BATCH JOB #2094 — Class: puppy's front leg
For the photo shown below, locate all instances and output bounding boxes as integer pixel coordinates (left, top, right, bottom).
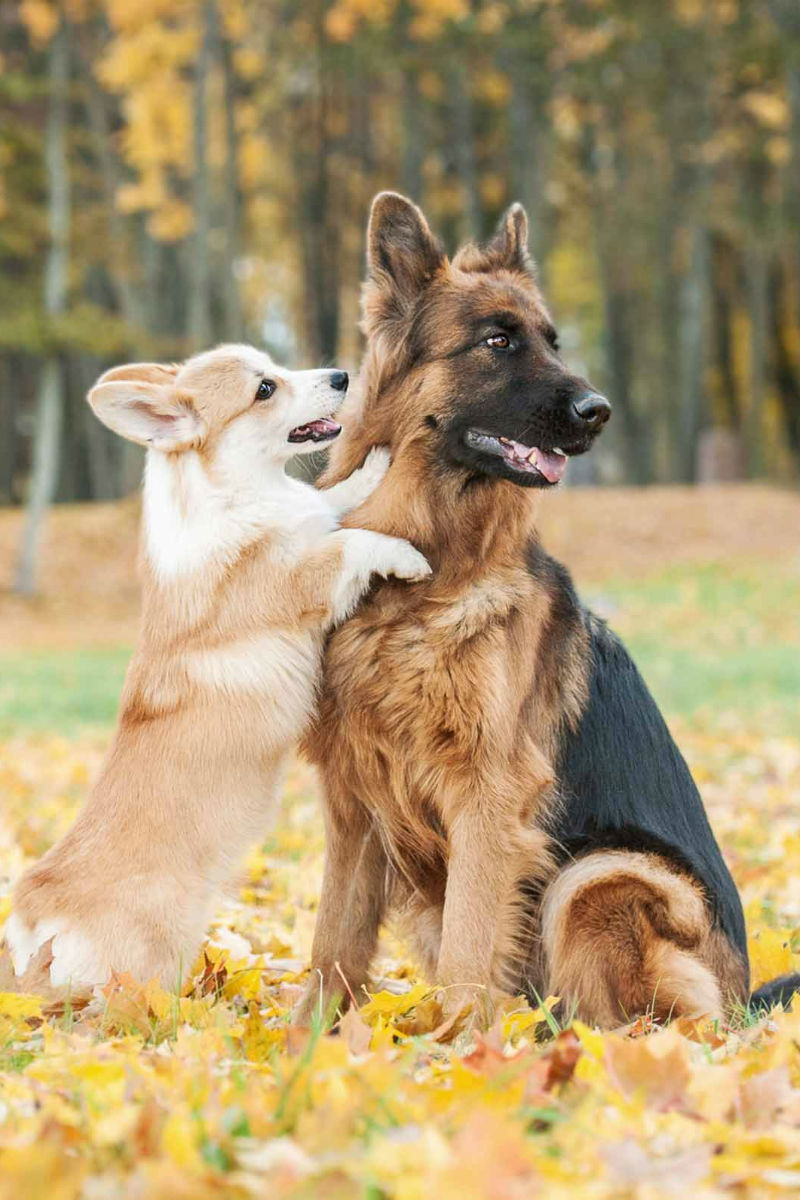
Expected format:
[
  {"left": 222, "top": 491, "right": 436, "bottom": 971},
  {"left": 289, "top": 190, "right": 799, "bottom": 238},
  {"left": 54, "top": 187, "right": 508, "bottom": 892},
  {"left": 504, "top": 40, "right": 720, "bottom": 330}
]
[
  {"left": 327, "top": 527, "right": 430, "bottom": 624},
  {"left": 321, "top": 446, "right": 390, "bottom": 517}
]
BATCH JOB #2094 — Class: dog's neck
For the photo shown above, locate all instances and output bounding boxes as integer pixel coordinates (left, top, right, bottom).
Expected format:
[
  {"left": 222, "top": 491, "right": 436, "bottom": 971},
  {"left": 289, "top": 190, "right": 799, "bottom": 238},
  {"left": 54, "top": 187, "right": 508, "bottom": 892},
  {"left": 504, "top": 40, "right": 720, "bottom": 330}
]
[{"left": 328, "top": 371, "right": 541, "bottom": 581}]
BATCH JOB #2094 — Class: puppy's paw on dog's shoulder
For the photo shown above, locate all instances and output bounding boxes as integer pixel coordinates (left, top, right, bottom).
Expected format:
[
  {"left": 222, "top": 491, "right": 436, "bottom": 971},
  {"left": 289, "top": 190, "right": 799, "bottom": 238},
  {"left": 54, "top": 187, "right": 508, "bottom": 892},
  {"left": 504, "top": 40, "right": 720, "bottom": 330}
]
[
  {"left": 380, "top": 537, "right": 432, "bottom": 582},
  {"left": 358, "top": 445, "right": 391, "bottom": 492}
]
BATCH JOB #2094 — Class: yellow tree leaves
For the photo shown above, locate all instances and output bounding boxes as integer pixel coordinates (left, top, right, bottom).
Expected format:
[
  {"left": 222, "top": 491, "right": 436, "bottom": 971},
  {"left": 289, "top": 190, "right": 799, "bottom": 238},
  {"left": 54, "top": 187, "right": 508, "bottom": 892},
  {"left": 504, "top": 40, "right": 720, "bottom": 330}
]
[{"left": 1, "top": 720, "right": 799, "bottom": 1198}]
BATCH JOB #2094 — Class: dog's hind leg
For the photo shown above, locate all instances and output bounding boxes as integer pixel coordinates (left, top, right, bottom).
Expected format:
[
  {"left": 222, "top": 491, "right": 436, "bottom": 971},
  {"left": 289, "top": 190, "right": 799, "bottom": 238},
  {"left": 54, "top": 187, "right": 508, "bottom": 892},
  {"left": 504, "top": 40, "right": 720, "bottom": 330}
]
[{"left": 540, "top": 850, "right": 744, "bottom": 1027}]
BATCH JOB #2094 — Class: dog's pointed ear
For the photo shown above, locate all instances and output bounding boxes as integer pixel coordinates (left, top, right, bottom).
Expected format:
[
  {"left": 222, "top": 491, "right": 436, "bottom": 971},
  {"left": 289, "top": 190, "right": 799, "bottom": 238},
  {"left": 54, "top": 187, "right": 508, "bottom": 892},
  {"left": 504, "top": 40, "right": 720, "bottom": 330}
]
[
  {"left": 88, "top": 362, "right": 204, "bottom": 452},
  {"left": 367, "top": 192, "right": 445, "bottom": 306},
  {"left": 485, "top": 203, "right": 533, "bottom": 274}
]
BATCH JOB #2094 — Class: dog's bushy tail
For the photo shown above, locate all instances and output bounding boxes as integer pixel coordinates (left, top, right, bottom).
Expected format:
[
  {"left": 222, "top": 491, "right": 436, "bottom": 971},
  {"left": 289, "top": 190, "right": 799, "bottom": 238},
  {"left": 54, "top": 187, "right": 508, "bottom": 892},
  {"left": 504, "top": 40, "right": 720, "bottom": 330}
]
[{"left": 749, "top": 972, "right": 800, "bottom": 1015}]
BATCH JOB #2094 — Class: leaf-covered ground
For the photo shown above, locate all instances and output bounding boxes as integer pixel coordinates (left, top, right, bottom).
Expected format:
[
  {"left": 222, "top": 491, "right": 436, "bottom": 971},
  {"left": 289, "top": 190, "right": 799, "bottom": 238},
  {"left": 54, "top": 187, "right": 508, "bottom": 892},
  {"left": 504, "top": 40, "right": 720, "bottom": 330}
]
[{"left": 0, "top": 487, "right": 799, "bottom": 1199}]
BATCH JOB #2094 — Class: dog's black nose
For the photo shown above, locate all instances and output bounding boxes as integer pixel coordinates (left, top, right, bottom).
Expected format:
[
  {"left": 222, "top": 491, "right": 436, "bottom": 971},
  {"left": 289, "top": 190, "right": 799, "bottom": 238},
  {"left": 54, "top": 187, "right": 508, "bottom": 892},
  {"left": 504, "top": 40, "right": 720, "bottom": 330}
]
[
  {"left": 329, "top": 370, "right": 349, "bottom": 392},
  {"left": 572, "top": 393, "right": 611, "bottom": 429}
]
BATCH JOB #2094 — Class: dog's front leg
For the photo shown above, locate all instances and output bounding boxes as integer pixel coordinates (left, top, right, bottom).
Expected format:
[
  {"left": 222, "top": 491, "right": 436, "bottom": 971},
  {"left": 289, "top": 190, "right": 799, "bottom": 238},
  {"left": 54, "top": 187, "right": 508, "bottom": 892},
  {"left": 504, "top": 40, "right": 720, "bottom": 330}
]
[
  {"left": 321, "top": 446, "right": 390, "bottom": 517},
  {"left": 293, "top": 796, "right": 387, "bottom": 1026},
  {"left": 436, "top": 806, "right": 548, "bottom": 1025}
]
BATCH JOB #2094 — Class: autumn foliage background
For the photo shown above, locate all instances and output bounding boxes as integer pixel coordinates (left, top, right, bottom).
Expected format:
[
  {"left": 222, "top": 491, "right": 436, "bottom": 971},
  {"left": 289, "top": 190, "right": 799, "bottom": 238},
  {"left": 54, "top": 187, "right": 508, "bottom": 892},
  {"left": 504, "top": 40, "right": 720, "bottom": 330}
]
[{"left": 1, "top": 2, "right": 800, "bottom": 1199}]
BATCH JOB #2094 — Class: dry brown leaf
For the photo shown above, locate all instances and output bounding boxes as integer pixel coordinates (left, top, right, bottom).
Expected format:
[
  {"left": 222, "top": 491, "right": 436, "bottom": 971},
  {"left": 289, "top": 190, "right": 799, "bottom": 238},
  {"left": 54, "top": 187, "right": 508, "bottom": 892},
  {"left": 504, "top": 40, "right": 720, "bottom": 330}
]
[
  {"left": 737, "top": 1066, "right": 796, "bottom": 1130},
  {"left": 524, "top": 1028, "right": 582, "bottom": 1101},
  {"left": 602, "top": 1139, "right": 713, "bottom": 1191},
  {"left": 340, "top": 1006, "right": 372, "bottom": 1055},
  {"left": 604, "top": 1032, "right": 692, "bottom": 1111}
]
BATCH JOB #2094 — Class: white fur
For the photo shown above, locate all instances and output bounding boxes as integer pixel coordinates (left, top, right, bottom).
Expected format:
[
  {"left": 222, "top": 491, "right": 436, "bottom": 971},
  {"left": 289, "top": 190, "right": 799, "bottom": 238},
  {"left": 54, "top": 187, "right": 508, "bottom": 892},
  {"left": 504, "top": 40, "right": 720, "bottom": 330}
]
[
  {"left": 6, "top": 912, "right": 42, "bottom": 976},
  {"left": 188, "top": 633, "right": 319, "bottom": 741},
  {"left": 5, "top": 345, "right": 431, "bottom": 997},
  {"left": 6, "top": 912, "right": 108, "bottom": 989},
  {"left": 140, "top": 349, "right": 351, "bottom": 581},
  {"left": 143, "top": 451, "right": 272, "bottom": 580},
  {"left": 321, "top": 446, "right": 391, "bottom": 516},
  {"left": 328, "top": 528, "right": 431, "bottom": 623}
]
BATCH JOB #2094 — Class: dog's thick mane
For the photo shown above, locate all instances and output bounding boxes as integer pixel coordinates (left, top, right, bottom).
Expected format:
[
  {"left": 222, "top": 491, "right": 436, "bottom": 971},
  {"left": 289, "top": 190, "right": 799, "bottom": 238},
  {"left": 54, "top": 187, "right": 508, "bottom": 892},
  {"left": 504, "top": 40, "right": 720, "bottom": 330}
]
[{"left": 305, "top": 196, "right": 754, "bottom": 1025}]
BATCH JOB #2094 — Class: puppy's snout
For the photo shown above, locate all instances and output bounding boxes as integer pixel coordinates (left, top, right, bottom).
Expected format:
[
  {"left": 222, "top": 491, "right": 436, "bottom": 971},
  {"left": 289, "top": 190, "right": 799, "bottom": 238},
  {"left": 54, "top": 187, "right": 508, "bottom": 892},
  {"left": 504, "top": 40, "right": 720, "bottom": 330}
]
[
  {"left": 329, "top": 370, "right": 349, "bottom": 392},
  {"left": 572, "top": 393, "right": 611, "bottom": 430}
]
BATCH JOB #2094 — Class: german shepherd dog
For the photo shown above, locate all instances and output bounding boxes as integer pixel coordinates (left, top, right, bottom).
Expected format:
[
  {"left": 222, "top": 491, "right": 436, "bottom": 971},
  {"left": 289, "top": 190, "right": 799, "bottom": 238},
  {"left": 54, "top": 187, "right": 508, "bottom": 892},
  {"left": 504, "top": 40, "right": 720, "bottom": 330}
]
[{"left": 297, "top": 193, "right": 798, "bottom": 1027}]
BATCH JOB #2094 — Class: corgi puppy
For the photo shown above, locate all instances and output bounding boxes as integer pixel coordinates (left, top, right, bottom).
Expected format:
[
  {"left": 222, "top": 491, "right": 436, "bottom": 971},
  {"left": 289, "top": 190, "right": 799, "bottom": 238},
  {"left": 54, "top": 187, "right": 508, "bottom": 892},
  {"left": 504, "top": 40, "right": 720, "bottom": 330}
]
[{"left": 2, "top": 344, "right": 430, "bottom": 998}]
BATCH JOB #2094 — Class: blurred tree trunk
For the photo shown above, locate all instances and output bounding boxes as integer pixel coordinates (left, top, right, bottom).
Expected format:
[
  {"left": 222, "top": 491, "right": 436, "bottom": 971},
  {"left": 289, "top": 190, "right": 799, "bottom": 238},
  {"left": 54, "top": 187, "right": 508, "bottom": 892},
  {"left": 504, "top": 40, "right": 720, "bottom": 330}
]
[
  {"left": 768, "top": 260, "right": 800, "bottom": 462},
  {"left": 586, "top": 117, "right": 651, "bottom": 484},
  {"left": 744, "top": 250, "right": 768, "bottom": 476},
  {"left": 15, "top": 18, "right": 70, "bottom": 594},
  {"left": 768, "top": 2, "right": 800, "bottom": 468},
  {"left": 450, "top": 60, "right": 481, "bottom": 240},
  {"left": 82, "top": 61, "right": 148, "bottom": 496},
  {"left": 768, "top": 3, "right": 800, "bottom": 275},
  {"left": 402, "top": 70, "right": 424, "bottom": 202},
  {"left": 289, "top": 4, "right": 339, "bottom": 361},
  {"left": 675, "top": 222, "right": 711, "bottom": 482},
  {"left": 673, "top": 64, "right": 714, "bottom": 484},
  {"left": 710, "top": 237, "right": 742, "bottom": 431},
  {"left": 188, "top": 0, "right": 215, "bottom": 351},
  {"left": 83, "top": 64, "right": 146, "bottom": 334},
  {"left": 506, "top": 34, "right": 552, "bottom": 275},
  {"left": 218, "top": 27, "right": 243, "bottom": 340},
  {"left": 0, "top": 361, "right": 18, "bottom": 503}
]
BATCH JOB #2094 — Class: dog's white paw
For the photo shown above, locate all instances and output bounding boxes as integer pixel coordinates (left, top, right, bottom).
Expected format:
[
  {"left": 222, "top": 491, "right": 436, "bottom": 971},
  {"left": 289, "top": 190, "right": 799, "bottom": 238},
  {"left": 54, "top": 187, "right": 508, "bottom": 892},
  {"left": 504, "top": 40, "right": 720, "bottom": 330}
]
[
  {"left": 359, "top": 446, "right": 391, "bottom": 493},
  {"left": 380, "top": 537, "right": 432, "bottom": 582}
]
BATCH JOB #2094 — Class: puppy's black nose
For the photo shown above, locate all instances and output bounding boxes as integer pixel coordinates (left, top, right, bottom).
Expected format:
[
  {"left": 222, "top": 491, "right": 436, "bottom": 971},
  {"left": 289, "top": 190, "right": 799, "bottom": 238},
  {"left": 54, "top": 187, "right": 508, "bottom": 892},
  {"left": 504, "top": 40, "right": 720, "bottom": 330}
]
[
  {"left": 329, "top": 370, "right": 349, "bottom": 392},
  {"left": 572, "top": 393, "right": 611, "bottom": 429}
]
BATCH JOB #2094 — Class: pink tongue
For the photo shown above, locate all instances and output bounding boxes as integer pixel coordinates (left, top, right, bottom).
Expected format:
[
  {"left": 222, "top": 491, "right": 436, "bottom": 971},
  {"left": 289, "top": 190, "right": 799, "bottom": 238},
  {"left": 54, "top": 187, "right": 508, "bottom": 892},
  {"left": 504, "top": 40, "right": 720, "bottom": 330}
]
[
  {"left": 530, "top": 447, "right": 567, "bottom": 483},
  {"left": 308, "top": 418, "right": 341, "bottom": 434}
]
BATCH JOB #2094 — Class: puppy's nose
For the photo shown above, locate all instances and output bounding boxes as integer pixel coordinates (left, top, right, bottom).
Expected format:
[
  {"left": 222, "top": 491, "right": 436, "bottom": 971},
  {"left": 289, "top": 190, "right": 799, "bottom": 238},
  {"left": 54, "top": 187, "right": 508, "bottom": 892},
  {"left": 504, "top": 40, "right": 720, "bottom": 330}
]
[
  {"left": 329, "top": 370, "right": 349, "bottom": 392},
  {"left": 572, "top": 393, "right": 611, "bottom": 429}
]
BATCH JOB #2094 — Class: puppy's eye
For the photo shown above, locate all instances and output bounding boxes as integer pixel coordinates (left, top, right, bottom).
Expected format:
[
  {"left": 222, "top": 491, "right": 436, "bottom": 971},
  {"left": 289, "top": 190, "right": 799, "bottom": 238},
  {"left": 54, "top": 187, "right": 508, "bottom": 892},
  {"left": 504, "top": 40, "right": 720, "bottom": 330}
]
[
  {"left": 255, "top": 379, "right": 276, "bottom": 401},
  {"left": 485, "top": 333, "right": 511, "bottom": 350}
]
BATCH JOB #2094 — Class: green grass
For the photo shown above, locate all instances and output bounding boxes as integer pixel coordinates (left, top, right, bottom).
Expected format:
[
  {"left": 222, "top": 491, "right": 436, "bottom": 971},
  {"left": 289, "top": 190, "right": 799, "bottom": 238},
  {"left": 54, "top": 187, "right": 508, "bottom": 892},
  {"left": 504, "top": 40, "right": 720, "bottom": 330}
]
[
  {"left": 0, "top": 646, "right": 130, "bottom": 734},
  {"left": 622, "top": 642, "right": 800, "bottom": 733},
  {"left": 586, "top": 562, "right": 800, "bottom": 735},
  {"left": 0, "top": 562, "right": 797, "bottom": 735}
]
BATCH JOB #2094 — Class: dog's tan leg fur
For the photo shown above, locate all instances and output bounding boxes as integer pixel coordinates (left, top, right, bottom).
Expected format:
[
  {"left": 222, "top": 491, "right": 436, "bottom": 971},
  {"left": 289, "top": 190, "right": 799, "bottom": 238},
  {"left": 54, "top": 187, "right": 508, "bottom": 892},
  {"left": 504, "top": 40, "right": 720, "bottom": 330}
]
[
  {"left": 294, "top": 797, "right": 388, "bottom": 1024},
  {"left": 540, "top": 851, "right": 745, "bottom": 1025},
  {"left": 437, "top": 807, "right": 550, "bottom": 1018}
]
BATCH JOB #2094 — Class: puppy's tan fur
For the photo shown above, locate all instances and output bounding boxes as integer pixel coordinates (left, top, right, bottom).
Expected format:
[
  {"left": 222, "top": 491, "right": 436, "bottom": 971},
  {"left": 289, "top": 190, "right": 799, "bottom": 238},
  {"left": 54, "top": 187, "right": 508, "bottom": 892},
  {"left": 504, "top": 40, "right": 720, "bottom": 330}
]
[{"left": 2, "top": 344, "right": 429, "bottom": 998}]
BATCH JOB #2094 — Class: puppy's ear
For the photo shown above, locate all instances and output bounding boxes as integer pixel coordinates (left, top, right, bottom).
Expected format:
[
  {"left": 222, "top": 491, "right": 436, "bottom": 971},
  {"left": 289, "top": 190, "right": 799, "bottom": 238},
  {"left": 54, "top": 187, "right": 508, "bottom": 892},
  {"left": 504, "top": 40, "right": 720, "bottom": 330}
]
[
  {"left": 485, "top": 203, "right": 534, "bottom": 274},
  {"left": 88, "top": 363, "right": 204, "bottom": 452},
  {"left": 367, "top": 192, "right": 445, "bottom": 308}
]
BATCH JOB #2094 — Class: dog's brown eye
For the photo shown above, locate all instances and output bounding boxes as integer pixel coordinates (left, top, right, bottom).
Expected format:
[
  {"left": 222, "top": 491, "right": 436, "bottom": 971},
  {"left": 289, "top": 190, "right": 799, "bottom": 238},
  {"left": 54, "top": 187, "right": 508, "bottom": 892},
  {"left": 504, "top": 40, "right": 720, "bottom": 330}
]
[
  {"left": 256, "top": 379, "right": 276, "bottom": 401},
  {"left": 486, "top": 333, "right": 511, "bottom": 350}
]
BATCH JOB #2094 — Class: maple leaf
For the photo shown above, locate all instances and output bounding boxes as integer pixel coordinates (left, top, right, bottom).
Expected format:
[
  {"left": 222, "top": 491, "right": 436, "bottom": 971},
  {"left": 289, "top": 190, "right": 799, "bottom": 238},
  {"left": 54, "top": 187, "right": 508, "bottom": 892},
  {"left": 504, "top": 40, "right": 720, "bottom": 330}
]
[{"left": 604, "top": 1030, "right": 692, "bottom": 1111}]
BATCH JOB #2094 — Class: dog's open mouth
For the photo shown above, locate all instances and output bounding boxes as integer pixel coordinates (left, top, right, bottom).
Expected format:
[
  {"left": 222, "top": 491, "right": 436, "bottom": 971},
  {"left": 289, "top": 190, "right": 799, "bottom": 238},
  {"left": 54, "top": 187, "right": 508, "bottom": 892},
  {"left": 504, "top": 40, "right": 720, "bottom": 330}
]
[
  {"left": 465, "top": 429, "right": 568, "bottom": 484},
  {"left": 288, "top": 418, "right": 342, "bottom": 444}
]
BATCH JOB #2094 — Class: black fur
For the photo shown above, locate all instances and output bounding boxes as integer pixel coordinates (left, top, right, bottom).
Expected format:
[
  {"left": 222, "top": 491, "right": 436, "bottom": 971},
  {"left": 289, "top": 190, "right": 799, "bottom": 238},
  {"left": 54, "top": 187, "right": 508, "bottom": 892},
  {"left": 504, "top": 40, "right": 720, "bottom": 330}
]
[
  {"left": 749, "top": 973, "right": 800, "bottom": 1014},
  {"left": 529, "top": 546, "right": 748, "bottom": 966}
]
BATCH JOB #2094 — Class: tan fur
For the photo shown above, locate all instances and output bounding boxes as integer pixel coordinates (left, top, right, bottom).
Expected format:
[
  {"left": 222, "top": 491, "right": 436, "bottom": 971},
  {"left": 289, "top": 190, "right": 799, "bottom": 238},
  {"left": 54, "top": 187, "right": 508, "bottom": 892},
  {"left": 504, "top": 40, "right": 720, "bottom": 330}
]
[
  {"left": 297, "top": 195, "right": 745, "bottom": 1028},
  {"left": 296, "top": 203, "right": 591, "bottom": 1024},
  {"left": 540, "top": 850, "right": 746, "bottom": 1025},
  {"left": 4, "top": 344, "right": 429, "bottom": 999}
]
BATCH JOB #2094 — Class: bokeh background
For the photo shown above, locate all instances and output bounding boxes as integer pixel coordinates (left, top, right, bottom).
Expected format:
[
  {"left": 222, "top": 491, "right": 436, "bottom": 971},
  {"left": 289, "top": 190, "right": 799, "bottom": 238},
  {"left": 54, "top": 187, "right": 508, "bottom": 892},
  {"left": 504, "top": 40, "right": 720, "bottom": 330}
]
[
  {"left": 3, "top": 1, "right": 800, "bottom": 559},
  {"left": 1, "top": 7, "right": 799, "bottom": 1196}
]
